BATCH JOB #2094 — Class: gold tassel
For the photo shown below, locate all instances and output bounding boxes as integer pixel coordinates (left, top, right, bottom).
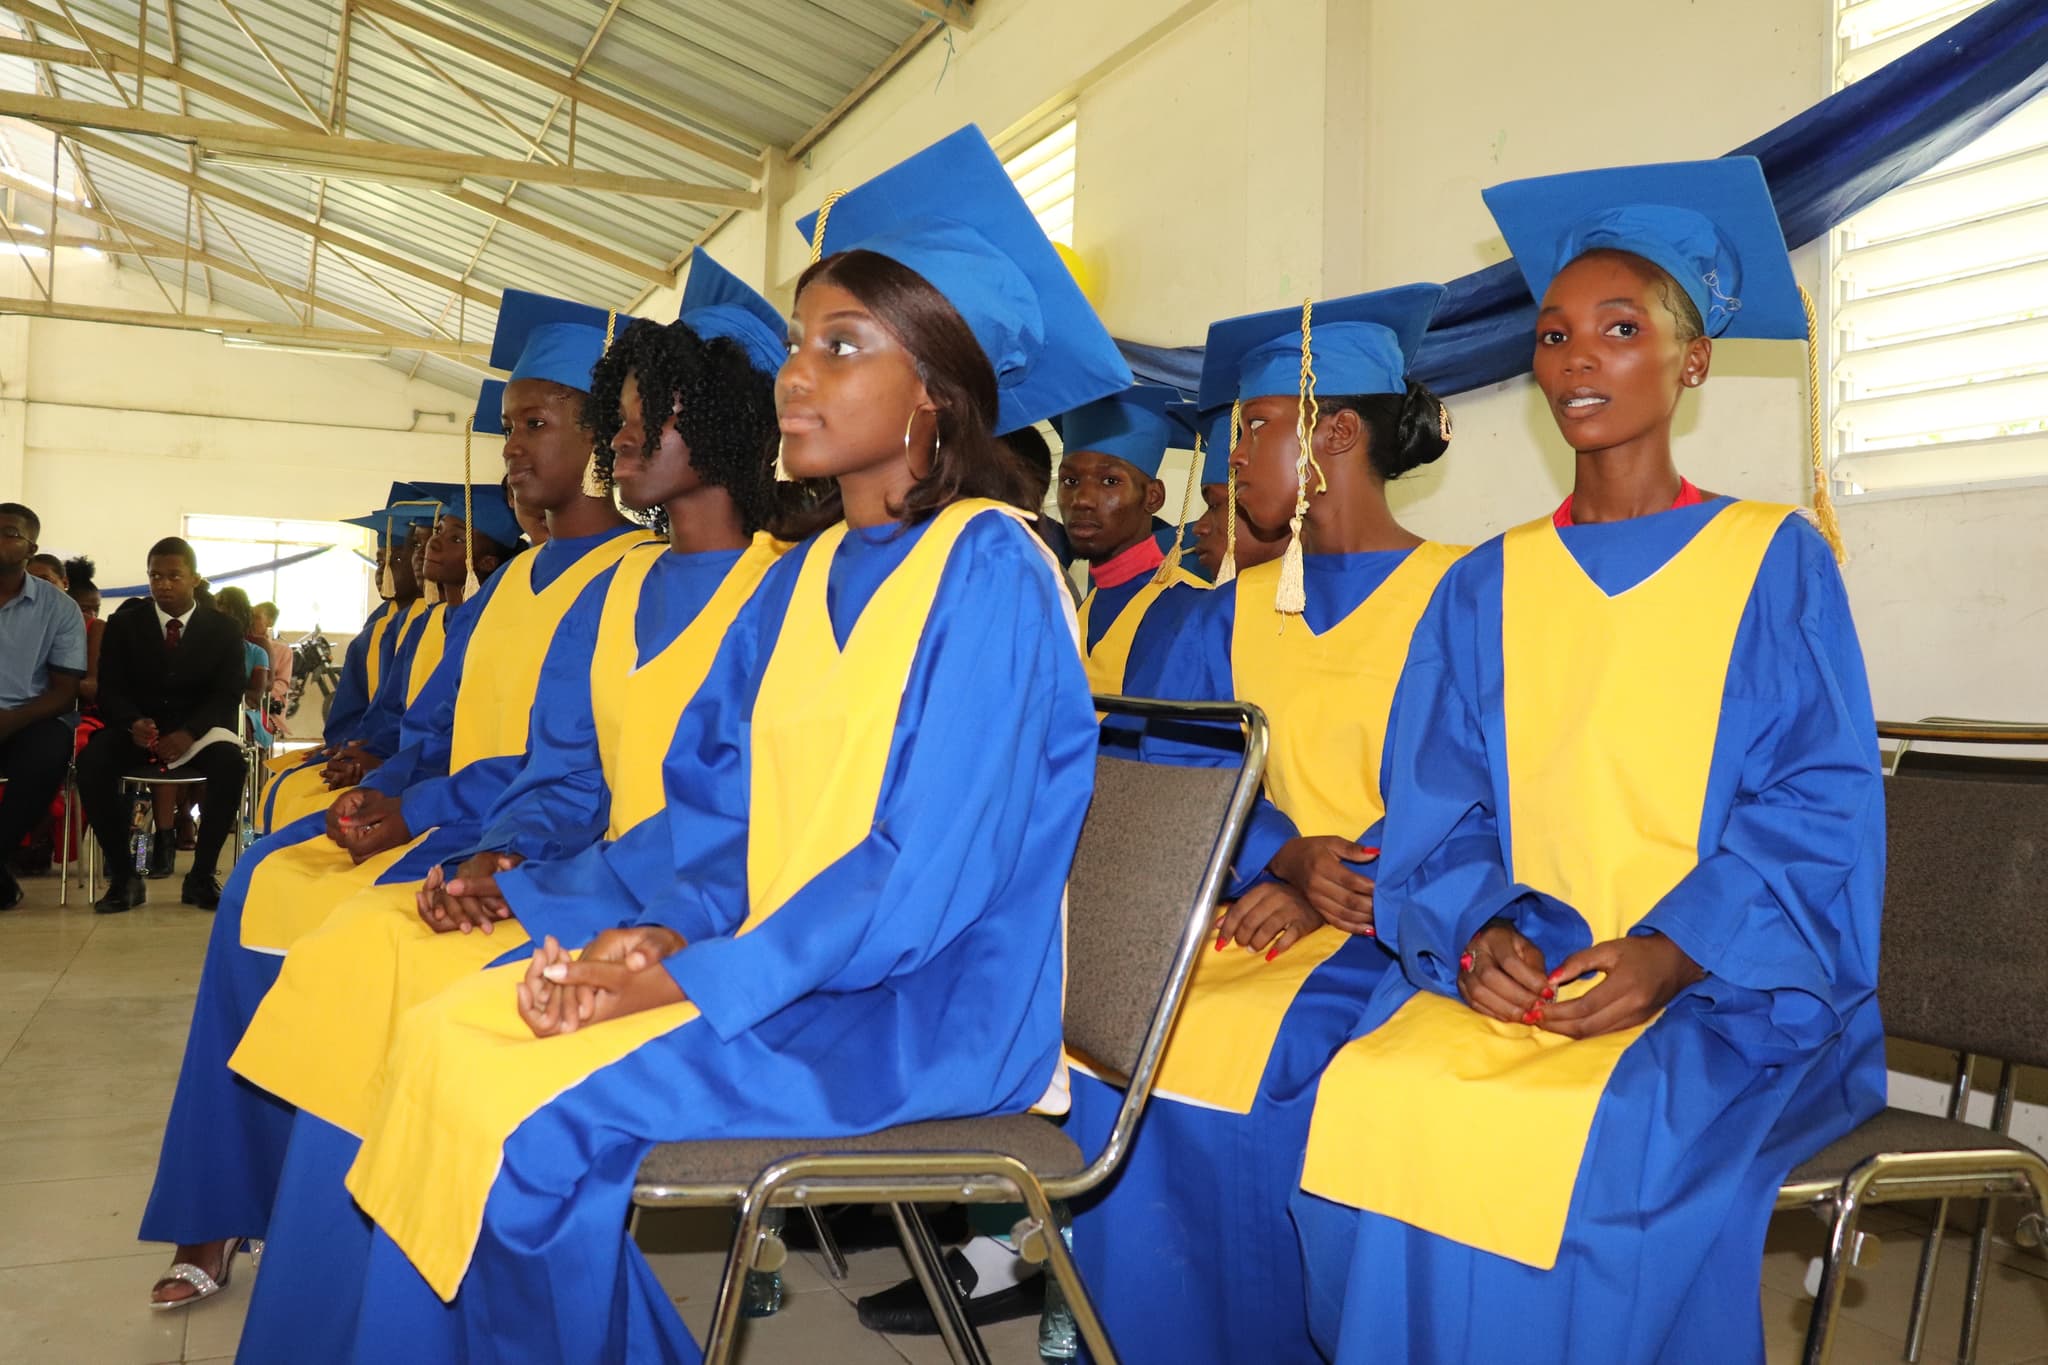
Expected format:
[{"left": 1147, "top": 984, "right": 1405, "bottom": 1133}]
[
  {"left": 1152, "top": 435, "right": 1203, "bottom": 585},
  {"left": 1274, "top": 299, "right": 1319, "bottom": 616},
  {"left": 460, "top": 418, "right": 482, "bottom": 599},
  {"left": 777, "top": 191, "right": 847, "bottom": 485},
  {"left": 1215, "top": 402, "right": 1242, "bottom": 585},
  {"left": 423, "top": 580, "right": 441, "bottom": 606},
  {"left": 1799, "top": 286, "right": 1846, "bottom": 564},
  {"left": 377, "top": 513, "right": 396, "bottom": 597},
  {"left": 583, "top": 311, "right": 619, "bottom": 499}
]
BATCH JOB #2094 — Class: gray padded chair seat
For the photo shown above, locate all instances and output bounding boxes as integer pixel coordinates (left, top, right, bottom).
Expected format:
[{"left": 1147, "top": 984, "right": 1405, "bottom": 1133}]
[
  {"left": 637, "top": 1115, "right": 1086, "bottom": 1191},
  {"left": 1787, "top": 1108, "right": 2039, "bottom": 1185}
]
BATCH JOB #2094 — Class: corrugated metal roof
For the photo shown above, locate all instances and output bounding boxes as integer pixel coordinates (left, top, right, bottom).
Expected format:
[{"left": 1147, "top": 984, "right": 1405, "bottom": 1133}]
[{"left": 0, "top": 0, "right": 937, "bottom": 393}]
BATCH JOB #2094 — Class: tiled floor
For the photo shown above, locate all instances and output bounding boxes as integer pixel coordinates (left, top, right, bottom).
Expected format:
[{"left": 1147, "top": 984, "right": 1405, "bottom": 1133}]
[{"left": 2, "top": 855, "right": 2044, "bottom": 1364}]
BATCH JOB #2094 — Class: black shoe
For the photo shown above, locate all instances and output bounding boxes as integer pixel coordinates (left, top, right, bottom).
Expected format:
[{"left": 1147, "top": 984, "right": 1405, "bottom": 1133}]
[
  {"left": 0, "top": 866, "right": 20, "bottom": 911},
  {"left": 181, "top": 871, "right": 222, "bottom": 910},
  {"left": 95, "top": 877, "right": 147, "bottom": 914},
  {"left": 146, "top": 831, "right": 178, "bottom": 879},
  {"left": 855, "top": 1248, "right": 1045, "bottom": 1336}
]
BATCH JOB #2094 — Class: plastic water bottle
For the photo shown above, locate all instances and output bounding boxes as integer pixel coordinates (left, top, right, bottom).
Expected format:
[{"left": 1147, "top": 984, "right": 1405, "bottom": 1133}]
[
  {"left": 130, "top": 826, "right": 150, "bottom": 875},
  {"left": 740, "top": 1208, "right": 785, "bottom": 1319},
  {"left": 1036, "top": 1217, "right": 1077, "bottom": 1361}
]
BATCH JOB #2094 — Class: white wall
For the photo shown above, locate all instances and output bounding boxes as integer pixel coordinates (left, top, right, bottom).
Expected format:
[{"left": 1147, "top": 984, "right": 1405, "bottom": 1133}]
[
  {"left": 684, "top": 0, "right": 2048, "bottom": 1152},
  {"left": 1, "top": 250, "right": 477, "bottom": 592}
]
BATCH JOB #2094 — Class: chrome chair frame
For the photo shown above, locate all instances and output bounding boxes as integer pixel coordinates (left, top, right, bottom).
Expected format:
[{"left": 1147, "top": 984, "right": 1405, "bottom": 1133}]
[
  {"left": 629, "top": 696, "right": 1270, "bottom": 1365},
  {"left": 1779, "top": 743, "right": 2048, "bottom": 1365}
]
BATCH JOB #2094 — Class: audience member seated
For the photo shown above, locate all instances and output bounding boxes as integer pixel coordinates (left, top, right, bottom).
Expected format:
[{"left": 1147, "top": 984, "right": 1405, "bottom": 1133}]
[
  {"left": 77, "top": 537, "right": 248, "bottom": 913},
  {"left": 214, "top": 587, "right": 274, "bottom": 750},
  {"left": 250, "top": 601, "right": 292, "bottom": 720},
  {"left": 0, "top": 503, "right": 87, "bottom": 910}
]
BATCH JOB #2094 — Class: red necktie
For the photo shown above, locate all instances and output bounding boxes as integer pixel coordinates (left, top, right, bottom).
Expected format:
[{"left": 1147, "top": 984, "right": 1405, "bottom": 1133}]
[{"left": 165, "top": 617, "right": 182, "bottom": 650}]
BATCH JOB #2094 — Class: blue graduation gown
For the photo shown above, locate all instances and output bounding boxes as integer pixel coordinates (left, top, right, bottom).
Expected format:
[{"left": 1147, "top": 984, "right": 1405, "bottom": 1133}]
[
  {"left": 234, "top": 547, "right": 753, "bottom": 1360},
  {"left": 320, "top": 600, "right": 394, "bottom": 747},
  {"left": 1070, "top": 552, "right": 1413, "bottom": 1365},
  {"left": 139, "top": 529, "right": 640, "bottom": 1251},
  {"left": 1290, "top": 504, "right": 1886, "bottom": 1365},
  {"left": 248, "top": 513, "right": 1094, "bottom": 1365}
]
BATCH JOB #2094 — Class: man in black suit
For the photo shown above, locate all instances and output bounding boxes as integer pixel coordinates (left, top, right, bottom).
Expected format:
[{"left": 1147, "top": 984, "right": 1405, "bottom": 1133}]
[{"left": 79, "top": 537, "right": 248, "bottom": 912}]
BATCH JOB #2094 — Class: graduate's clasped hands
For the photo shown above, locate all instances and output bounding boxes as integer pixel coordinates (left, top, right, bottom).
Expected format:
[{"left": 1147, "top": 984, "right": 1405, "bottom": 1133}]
[
  {"left": 415, "top": 851, "right": 525, "bottom": 933},
  {"left": 1458, "top": 921, "right": 1706, "bottom": 1039},
  {"left": 325, "top": 787, "right": 412, "bottom": 863},
  {"left": 516, "top": 926, "right": 689, "bottom": 1038}
]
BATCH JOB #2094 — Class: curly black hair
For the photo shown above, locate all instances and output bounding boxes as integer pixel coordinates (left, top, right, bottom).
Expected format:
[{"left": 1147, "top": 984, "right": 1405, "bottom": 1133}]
[{"left": 585, "top": 318, "right": 783, "bottom": 536}]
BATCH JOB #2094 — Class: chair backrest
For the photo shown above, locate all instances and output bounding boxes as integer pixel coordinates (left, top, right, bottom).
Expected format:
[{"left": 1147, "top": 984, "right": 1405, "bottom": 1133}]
[
  {"left": 1056, "top": 696, "right": 1267, "bottom": 1193},
  {"left": 1880, "top": 773, "right": 2048, "bottom": 1069}
]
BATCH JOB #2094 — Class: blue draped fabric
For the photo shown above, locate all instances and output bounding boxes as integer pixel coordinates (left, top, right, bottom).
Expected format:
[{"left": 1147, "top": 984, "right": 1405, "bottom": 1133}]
[
  {"left": 1117, "top": 0, "right": 2048, "bottom": 397},
  {"left": 102, "top": 544, "right": 336, "bottom": 598}
]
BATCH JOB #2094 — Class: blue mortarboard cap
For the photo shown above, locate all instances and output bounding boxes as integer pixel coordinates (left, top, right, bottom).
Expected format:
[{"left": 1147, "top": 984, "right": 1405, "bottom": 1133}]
[
  {"left": 1482, "top": 157, "right": 1804, "bottom": 341},
  {"left": 1165, "top": 402, "right": 1237, "bottom": 487},
  {"left": 1052, "top": 384, "right": 1179, "bottom": 478},
  {"left": 339, "top": 483, "right": 429, "bottom": 546},
  {"left": 1198, "top": 283, "right": 1445, "bottom": 410},
  {"left": 490, "top": 290, "right": 636, "bottom": 394},
  {"left": 679, "top": 250, "right": 786, "bottom": 378},
  {"left": 795, "top": 126, "right": 1131, "bottom": 433},
  {"left": 408, "top": 481, "right": 521, "bottom": 551},
  {"left": 473, "top": 380, "right": 506, "bottom": 437}
]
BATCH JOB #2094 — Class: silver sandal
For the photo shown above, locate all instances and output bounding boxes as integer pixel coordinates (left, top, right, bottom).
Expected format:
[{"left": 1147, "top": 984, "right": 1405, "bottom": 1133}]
[{"left": 148, "top": 1238, "right": 247, "bottom": 1311}]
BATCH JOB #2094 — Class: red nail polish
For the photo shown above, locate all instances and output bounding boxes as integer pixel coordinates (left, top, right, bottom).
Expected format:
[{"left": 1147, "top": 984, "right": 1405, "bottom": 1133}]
[
  {"left": 1265, "top": 945, "right": 1280, "bottom": 962},
  {"left": 1360, "top": 847, "right": 1380, "bottom": 858},
  {"left": 1214, "top": 935, "right": 1228, "bottom": 952},
  {"left": 1522, "top": 1008, "right": 1539, "bottom": 1024},
  {"left": 1541, "top": 986, "right": 1555, "bottom": 1001},
  {"left": 1364, "top": 927, "right": 1376, "bottom": 938},
  {"left": 1459, "top": 952, "right": 1474, "bottom": 971}
]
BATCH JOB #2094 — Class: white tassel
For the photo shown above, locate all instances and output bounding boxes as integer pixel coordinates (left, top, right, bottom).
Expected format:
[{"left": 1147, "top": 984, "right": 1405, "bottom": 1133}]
[{"left": 1275, "top": 516, "right": 1307, "bottom": 614}]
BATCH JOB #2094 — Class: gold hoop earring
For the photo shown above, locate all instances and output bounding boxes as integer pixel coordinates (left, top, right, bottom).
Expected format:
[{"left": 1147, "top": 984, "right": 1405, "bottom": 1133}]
[{"left": 903, "top": 408, "right": 918, "bottom": 456}]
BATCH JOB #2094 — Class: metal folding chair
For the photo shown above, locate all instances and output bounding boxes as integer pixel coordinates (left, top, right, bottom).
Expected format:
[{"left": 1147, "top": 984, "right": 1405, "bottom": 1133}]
[
  {"left": 1777, "top": 771, "right": 2048, "bottom": 1365},
  {"left": 629, "top": 696, "right": 1269, "bottom": 1365}
]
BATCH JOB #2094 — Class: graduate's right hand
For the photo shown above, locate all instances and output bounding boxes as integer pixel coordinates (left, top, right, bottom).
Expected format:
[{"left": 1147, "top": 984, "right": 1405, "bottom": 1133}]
[
  {"left": 1215, "top": 882, "right": 1321, "bottom": 959},
  {"left": 1270, "top": 836, "right": 1378, "bottom": 935},
  {"left": 1457, "top": 922, "right": 1553, "bottom": 1023}
]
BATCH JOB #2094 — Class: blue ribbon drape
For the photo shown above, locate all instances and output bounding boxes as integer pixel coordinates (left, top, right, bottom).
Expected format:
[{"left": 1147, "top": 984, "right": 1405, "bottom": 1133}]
[
  {"left": 1116, "top": 0, "right": 2048, "bottom": 398},
  {"left": 102, "top": 543, "right": 337, "bottom": 598}
]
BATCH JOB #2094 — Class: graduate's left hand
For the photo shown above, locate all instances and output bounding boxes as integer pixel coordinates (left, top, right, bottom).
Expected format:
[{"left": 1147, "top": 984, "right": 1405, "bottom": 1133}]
[
  {"left": 335, "top": 790, "right": 410, "bottom": 863},
  {"left": 1214, "top": 882, "right": 1321, "bottom": 959},
  {"left": 1536, "top": 933, "right": 1704, "bottom": 1039}
]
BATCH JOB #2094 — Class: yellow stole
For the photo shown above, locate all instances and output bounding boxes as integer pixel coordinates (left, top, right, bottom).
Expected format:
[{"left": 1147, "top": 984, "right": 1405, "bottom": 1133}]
[
  {"left": 361, "top": 599, "right": 398, "bottom": 699},
  {"left": 260, "top": 600, "right": 432, "bottom": 832},
  {"left": 1299, "top": 502, "right": 1792, "bottom": 1268},
  {"left": 238, "top": 532, "right": 651, "bottom": 953},
  {"left": 1077, "top": 564, "right": 1204, "bottom": 697},
  {"left": 231, "top": 537, "right": 780, "bottom": 1136},
  {"left": 404, "top": 602, "right": 449, "bottom": 707},
  {"left": 1143, "top": 546, "right": 1460, "bottom": 1114},
  {"left": 344, "top": 501, "right": 1030, "bottom": 1301},
  {"left": 593, "top": 536, "right": 783, "bottom": 836}
]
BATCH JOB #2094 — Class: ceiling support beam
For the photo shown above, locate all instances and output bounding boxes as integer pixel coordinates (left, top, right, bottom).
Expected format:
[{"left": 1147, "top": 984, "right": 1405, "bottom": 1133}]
[
  {"left": 0, "top": 91, "right": 761, "bottom": 206},
  {"left": 440, "top": 187, "right": 667, "bottom": 283},
  {"left": 348, "top": 0, "right": 761, "bottom": 179},
  {"left": 64, "top": 130, "right": 498, "bottom": 307},
  {"left": 886, "top": 0, "right": 974, "bottom": 31},
  {"left": 0, "top": 2, "right": 328, "bottom": 132},
  {"left": 0, "top": 295, "right": 494, "bottom": 357}
]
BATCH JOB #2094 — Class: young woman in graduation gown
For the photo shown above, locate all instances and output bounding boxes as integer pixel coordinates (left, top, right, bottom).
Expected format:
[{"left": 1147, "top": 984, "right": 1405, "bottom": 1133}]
[
  {"left": 1290, "top": 158, "right": 1885, "bottom": 1365},
  {"left": 1067, "top": 286, "right": 1463, "bottom": 1365},
  {"left": 232, "top": 125, "right": 1128, "bottom": 1365},
  {"left": 226, "top": 302, "right": 793, "bottom": 1353},
  {"left": 142, "top": 300, "right": 654, "bottom": 1309}
]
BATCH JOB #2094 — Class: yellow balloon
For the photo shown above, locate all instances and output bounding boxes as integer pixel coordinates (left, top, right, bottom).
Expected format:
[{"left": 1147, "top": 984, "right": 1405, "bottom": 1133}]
[{"left": 1054, "top": 241, "right": 1099, "bottom": 307}]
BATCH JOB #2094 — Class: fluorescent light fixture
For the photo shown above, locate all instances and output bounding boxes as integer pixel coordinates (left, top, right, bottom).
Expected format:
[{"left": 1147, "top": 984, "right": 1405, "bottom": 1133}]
[
  {"left": 78, "top": 245, "right": 103, "bottom": 259},
  {"left": 0, "top": 243, "right": 49, "bottom": 258},
  {"left": 221, "top": 335, "right": 392, "bottom": 360},
  {"left": 9, "top": 172, "right": 77, "bottom": 204},
  {"left": 198, "top": 145, "right": 463, "bottom": 195}
]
